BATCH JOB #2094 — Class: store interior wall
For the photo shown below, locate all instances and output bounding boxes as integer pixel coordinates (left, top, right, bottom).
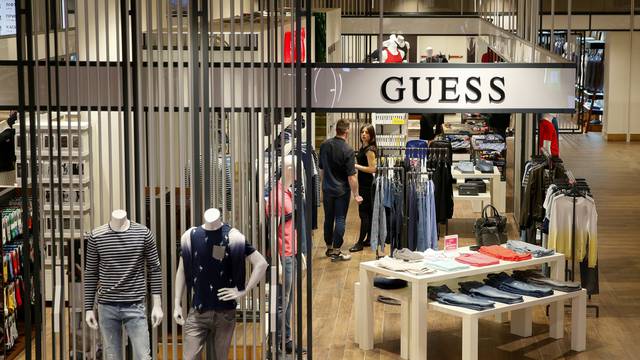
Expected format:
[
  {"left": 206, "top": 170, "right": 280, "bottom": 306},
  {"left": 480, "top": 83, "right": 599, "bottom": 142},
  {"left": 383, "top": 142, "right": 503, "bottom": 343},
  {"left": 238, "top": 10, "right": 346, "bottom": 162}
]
[{"left": 604, "top": 31, "right": 640, "bottom": 140}]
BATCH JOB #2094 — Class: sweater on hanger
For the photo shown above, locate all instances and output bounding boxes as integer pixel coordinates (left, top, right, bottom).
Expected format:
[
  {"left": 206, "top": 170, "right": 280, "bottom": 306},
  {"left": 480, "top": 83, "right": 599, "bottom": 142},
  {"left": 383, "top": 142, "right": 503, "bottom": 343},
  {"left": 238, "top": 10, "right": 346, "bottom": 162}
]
[{"left": 548, "top": 194, "right": 598, "bottom": 267}]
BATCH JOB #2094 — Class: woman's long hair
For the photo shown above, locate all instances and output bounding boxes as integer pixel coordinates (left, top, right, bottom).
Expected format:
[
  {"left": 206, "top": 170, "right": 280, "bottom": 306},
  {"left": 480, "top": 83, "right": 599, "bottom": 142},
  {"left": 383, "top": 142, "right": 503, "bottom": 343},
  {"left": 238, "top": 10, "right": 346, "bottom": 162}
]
[{"left": 359, "top": 124, "right": 377, "bottom": 152}]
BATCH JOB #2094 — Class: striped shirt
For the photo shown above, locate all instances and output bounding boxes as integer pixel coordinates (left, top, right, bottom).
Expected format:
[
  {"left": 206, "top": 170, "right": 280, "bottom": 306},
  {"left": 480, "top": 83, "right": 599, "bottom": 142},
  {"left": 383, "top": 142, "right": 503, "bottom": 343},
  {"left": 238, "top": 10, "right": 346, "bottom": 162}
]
[{"left": 84, "top": 222, "right": 162, "bottom": 311}]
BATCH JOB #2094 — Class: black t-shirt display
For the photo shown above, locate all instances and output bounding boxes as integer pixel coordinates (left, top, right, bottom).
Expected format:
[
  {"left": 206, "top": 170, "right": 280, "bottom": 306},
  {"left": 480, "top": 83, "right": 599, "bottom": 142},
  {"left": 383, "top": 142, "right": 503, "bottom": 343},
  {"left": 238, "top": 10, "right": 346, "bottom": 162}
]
[{"left": 319, "top": 137, "right": 356, "bottom": 197}]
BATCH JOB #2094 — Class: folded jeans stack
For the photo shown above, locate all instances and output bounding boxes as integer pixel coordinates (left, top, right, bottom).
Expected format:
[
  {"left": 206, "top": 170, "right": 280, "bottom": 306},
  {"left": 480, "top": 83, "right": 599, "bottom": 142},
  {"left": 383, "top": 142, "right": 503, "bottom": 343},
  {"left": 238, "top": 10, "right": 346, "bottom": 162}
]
[
  {"left": 455, "top": 252, "right": 500, "bottom": 267},
  {"left": 458, "top": 281, "right": 524, "bottom": 304},
  {"left": 484, "top": 272, "right": 554, "bottom": 298},
  {"left": 428, "top": 285, "right": 495, "bottom": 311},
  {"left": 479, "top": 245, "right": 532, "bottom": 261},
  {"left": 506, "top": 240, "right": 554, "bottom": 258},
  {"left": 512, "top": 270, "right": 582, "bottom": 292},
  {"left": 455, "top": 161, "right": 475, "bottom": 174}
]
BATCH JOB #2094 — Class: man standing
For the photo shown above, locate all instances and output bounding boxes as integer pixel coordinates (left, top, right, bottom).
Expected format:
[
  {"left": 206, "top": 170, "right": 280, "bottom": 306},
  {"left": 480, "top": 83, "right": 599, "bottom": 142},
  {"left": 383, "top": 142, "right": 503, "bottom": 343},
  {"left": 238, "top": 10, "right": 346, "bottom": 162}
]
[{"left": 319, "top": 119, "right": 362, "bottom": 262}]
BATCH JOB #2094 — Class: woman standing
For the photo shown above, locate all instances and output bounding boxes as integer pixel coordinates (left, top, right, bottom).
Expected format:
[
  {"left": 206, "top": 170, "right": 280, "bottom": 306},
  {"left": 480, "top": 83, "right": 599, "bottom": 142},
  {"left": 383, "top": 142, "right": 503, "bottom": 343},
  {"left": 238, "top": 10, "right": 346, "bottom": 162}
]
[{"left": 349, "top": 125, "right": 378, "bottom": 252}]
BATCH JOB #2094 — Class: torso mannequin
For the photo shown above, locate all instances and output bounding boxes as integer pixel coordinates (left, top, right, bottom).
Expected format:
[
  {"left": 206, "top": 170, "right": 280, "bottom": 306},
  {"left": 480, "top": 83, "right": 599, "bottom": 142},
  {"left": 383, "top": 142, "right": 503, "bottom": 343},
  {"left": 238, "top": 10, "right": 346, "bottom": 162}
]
[
  {"left": 381, "top": 41, "right": 405, "bottom": 63},
  {"left": 173, "top": 208, "right": 267, "bottom": 324},
  {"left": 84, "top": 210, "right": 164, "bottom": 359},
  {"left": 539, "top": 114, "right": 559, "bottom": 157}
]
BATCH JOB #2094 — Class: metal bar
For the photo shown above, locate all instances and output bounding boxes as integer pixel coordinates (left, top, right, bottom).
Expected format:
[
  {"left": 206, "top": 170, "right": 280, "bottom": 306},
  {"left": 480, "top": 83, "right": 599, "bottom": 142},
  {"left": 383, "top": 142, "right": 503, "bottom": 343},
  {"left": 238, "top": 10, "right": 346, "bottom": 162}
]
[
  {"left": 304, "top": 2, "right": 313, "bottom": 358},
  {"left": 294, "top": 1, "right": 304, "bottom": 359},
  {"left": 132, "top": 0, "right": 142, "bottom": 220},
  {"left": 188, "top": 0, "right": 200, "bottom": 222},
  {"left": 201, "top": 0, "right": 210, "bottom": 208},
  {"left": 120, "top": 0, "right": 132, "bottom": 215}
]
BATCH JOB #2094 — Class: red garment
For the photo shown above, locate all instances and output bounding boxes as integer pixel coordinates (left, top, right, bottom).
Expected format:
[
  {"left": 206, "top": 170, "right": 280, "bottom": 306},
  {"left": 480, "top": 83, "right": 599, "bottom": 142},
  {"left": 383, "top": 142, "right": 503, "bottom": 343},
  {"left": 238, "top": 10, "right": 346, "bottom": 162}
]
[
  {"left": 284, "top": 28, "right": 306, "bottom": 63},
  {"left": 479, "top": 245, "right": 532, "bottom": 261},
  {"left": 455, "top": 253, "right": 500, "bottom": 267},
  {"left": 538, "top": 119, "right": 559, "bottom": 156},
  {"left": 15, "top": 279, "right": 22, "bottom": 307},
  {"left": 384, "top": 48, "right": 404, "bottom": 63},
  {"left": 265, "top": 181, "right": 297, "bottom": 257}
]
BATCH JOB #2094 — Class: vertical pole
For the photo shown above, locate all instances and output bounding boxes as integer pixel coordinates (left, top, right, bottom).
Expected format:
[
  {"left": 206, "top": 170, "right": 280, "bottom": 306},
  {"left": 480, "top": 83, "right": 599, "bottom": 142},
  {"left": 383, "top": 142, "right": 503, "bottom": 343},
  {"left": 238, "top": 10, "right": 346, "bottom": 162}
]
[
  {"left": 628, "top": 0, "right": 634, "bottom": 142},
  {"left": 551, "top": 0, "right": 555, "bottom": 51},
  {"left": 189, "top": 0, "right": 201, "bottom": 218},
  {"left": 378, "top": 0, "right": 383, "bottom": 56},
  {"left": 305, "top": 1, "right": 313, "bottom": 358}
]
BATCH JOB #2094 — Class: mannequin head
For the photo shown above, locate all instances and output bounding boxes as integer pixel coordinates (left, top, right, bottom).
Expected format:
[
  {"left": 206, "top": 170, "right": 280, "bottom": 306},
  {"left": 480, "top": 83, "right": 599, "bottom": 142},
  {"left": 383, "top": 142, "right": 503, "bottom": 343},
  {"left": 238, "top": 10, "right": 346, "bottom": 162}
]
[
  {"left": 386, "top": 39, "right": 398, "bottom": 52},
  {"left": 204, "top": 208, "right": 221, "bottom": 223},
  {"left": 396, "top": 35, "right": 405, "bottom": 47},
  {"left": 110, "top": 209, "right": 130, "bottom": 232},
  {"left": 426, "top": 46, "right": 434, "bottom": 58}
]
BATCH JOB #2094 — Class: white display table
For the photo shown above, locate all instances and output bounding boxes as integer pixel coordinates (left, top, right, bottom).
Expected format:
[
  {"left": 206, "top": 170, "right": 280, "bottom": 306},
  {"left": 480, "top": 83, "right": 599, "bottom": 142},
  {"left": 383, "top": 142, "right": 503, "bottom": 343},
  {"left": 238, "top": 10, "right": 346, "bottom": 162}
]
[{"left": 355, "top": 248, "right": 586, "bottom": 359}]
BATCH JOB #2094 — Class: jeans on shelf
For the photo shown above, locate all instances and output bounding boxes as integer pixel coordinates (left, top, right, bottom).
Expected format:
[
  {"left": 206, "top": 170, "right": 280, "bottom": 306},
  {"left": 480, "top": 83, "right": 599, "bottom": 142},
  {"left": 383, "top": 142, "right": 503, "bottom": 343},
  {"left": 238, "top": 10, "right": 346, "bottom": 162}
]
[
  {"left": 459, "top": 281, "right": 524, "bottom": 304},
  {"left": 484, "top": 272, "right": 554, "bottom": 298}
]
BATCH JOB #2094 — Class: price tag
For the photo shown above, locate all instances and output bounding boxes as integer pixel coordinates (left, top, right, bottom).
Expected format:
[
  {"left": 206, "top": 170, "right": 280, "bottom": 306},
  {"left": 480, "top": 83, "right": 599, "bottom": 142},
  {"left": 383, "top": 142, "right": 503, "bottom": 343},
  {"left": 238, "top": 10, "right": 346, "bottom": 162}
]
[{"left": 444, "top": 234, "right": 459, "bottom": 251}]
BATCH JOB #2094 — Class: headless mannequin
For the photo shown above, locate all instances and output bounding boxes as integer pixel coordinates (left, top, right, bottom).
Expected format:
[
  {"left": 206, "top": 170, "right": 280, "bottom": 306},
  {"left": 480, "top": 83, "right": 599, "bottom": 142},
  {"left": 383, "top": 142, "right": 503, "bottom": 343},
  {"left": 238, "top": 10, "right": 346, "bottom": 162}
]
[
  {"left": 380, "top": 36, "right": 405, "bottom": 63},
  {"left": 173, "top": 208, "right": 268, "bottom": 325},
  {"left": 85, "top": 210, "right": 164, "bottom": 330},
  {"left": 541, "top": 113, "right": 554, "bottom": 155}
]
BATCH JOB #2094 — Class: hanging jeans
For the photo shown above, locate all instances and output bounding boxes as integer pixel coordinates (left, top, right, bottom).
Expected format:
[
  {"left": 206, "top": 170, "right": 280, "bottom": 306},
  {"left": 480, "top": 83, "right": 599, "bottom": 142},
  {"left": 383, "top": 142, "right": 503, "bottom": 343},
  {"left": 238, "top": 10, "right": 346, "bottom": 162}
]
[
  {"left": 98, "top": 302, "right": 152, "bottom": 360},
  {"left": 390, "top": 185, "right": 404, "bottom": 250},
  {"left": 427, "top": 180, "right": 438, "bottom": 249},
  {"left": 371, "top": 178, "right": 387, "bottom": 251},
  {"left": 407, "top": 183, "right": 418, "bottom": 251},
  {"left": 417, "top": 192, "right": 428, "bottom": 251},
  {"left": 323, "top": 191, "right": 351, "bottom": 249}
]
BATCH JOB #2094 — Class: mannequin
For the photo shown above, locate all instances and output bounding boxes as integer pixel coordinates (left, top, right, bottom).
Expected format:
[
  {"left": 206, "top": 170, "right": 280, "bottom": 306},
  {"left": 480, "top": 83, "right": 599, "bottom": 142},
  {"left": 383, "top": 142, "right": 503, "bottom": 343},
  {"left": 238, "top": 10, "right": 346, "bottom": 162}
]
[
  {"left": 539, "top": 113, "right": 559, "bottom": 157},
  {"left": 0, "top": 112, "right": 17, "bottom": 186},
  {"left": 174, "top": 208, "right": 267, "bottom": 360},
  {"left": 84, "top": 210, "right": 163, "bottom": 360},
  {"left": 380, "top": 36, "right": 405, "bottom": 63},
  {"left": 395, "top": 34, "right": 410, "bottom": 61}
]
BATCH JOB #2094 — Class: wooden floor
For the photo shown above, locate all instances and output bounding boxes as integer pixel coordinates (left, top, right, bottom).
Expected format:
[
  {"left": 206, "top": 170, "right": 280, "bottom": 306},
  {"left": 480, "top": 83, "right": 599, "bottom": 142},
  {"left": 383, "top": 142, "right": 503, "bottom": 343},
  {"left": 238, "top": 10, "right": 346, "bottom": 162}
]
[{"left": 308, "top": 133, "right": 640, "bottom": 360}]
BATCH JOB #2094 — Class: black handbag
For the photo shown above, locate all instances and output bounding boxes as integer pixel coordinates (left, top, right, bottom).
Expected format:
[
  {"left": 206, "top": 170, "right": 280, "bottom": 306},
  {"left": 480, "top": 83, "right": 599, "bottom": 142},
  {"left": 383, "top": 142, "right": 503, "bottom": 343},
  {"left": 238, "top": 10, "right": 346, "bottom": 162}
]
[{"left": 474, "top": 205, "right": 508, "bottom": 246}]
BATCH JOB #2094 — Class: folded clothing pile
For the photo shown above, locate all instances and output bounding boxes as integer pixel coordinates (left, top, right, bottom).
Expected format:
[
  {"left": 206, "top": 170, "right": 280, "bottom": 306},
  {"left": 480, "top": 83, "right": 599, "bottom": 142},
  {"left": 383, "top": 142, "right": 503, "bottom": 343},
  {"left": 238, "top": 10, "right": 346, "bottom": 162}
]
[
  {"left": 512, "top": 269, "right": 582, "bottom": 292},
  {"left": 393, "top": 248, "right": 425, "bottom": 261},
  {"left": 455, "top": 252, "right": 500, "bottom": 267},
  {"left": 484, "top": 272, "right": 554, "bottom": 298},
  {"left": 479, "top": 245, "right": 532, "bottom": 261},
  {"left": 455, "top": 161, "right": 475, "bottom": 173},
  {"left": 424, "top": 258, "right": 469, "bottom": 272},
  {"left": 428, "top": 284, "right": 495, "bottom": 311},
  {"left": 506, "top": 240, "right": 555, "bottom": 258},
  {"left": 459, "top": 281, "right": 524, "bottom": 304},
  {"left": 376, "top": 256, "right": 434, "bottom": 275}
]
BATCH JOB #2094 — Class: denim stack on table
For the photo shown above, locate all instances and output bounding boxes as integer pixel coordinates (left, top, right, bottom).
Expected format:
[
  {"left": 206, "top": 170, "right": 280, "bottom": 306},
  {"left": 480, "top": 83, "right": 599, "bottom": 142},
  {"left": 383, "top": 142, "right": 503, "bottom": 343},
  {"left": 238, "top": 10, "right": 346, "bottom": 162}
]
[
  {"left": 458, "top": 281, "right": 524, "bottom": 304},
  {"left": 506, "top": 240, "right": 555, "bottom": 258},
  {"left": 428, "top": 285, "right": 495, "bottom": 311},
  {"left": 484, "top": 272, "right": 554, "bottom": 298},
  {"left": 512, "top": 270, "right": 582, "bottom": 292}
]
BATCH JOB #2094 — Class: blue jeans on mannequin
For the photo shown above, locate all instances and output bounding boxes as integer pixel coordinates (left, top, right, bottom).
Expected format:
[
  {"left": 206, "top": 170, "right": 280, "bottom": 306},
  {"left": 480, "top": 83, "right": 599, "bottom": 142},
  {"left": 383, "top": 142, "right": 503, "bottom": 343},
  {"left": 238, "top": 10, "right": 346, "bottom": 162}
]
[
  {"left": 323, "top": 191, "right": 351, "bottom": 250},
  {"left": 276, "top": 256, "right": 295, "bottom": 348},
  {"left": 98, "top": 302, "right": 151, "bottom": 360}
]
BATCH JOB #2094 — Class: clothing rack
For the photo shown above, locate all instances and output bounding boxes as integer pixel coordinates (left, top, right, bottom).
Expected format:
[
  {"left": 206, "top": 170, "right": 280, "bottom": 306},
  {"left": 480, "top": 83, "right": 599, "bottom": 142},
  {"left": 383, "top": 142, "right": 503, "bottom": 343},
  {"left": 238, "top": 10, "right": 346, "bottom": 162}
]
[
  {"left": 373, "top": 166, "right": 405, "bottom": 259},
  {"left": 547, "top": 170, "right": 599, "bottom": 317}
]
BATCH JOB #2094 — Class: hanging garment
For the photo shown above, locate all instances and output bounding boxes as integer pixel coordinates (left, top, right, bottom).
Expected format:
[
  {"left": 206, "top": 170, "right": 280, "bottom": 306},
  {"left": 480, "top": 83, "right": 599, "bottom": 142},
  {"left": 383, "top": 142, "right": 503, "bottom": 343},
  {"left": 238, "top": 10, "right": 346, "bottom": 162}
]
[
  {"left": 370, "top": 177, "right": 387, "bottom": 251},
  {"left": 548, "top": 195, "right": 598, "bottom": 268}
]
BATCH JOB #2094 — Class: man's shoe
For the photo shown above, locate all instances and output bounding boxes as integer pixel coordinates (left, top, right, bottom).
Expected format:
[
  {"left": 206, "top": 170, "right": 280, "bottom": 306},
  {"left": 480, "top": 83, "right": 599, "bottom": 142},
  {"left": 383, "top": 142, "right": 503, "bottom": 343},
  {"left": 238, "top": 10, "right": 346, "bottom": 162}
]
[
  {"left": 325, "top": 247, "right": 334, "bottom": 257},
  {"left": 285, "top": 341, "right": 307, "bottom": 354},
  {"left": 349, "top": 243, "right": 364, "bottom": 252},
  {"left": 330, "top": 251, "right": 352, "bottom": 262},
  {"left": 362, "top": 240, "right": 371, "bottom": 247}
]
